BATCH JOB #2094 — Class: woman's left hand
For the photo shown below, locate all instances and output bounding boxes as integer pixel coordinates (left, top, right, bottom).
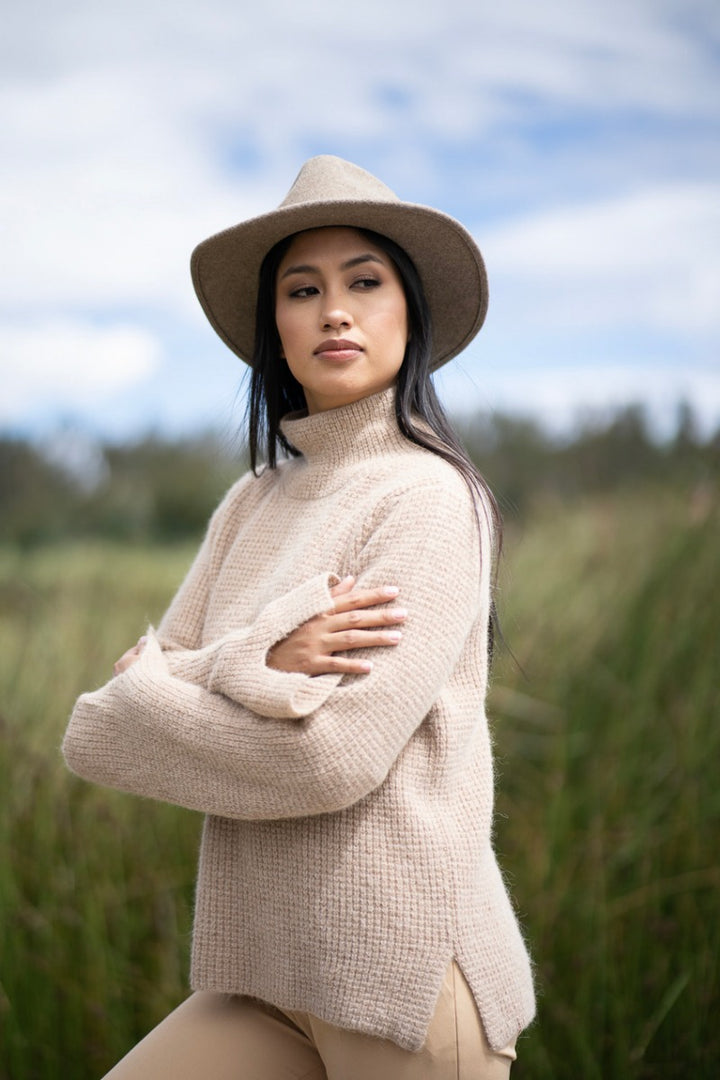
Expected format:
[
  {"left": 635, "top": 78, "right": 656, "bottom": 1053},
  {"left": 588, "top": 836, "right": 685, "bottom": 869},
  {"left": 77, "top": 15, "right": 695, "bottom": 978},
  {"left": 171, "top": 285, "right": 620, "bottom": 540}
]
[{"left": 112, "top": 636, "right": 148, "bottom": 677}]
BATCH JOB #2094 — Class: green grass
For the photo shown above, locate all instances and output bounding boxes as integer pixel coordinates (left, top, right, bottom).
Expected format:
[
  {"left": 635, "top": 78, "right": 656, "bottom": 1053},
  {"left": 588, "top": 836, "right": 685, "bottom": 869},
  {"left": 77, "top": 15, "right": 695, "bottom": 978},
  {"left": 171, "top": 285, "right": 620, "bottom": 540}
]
[
  {"left": 492, "top": 490, "right": 720, "bottom": 1077},
  {"left": 0, "top": 544, "right": 201, "bottom": 1079},
  {"left": 0, "top": 492, "right": 718, "bottom": 1078}
]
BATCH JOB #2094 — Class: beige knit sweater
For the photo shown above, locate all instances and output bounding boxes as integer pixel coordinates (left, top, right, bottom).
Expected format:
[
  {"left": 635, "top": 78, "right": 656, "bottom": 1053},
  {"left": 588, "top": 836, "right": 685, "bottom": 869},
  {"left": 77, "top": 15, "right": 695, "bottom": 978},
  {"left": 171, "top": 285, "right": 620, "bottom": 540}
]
[{"left": 62, "top": 388, "right": 535, "bottom": 1052}]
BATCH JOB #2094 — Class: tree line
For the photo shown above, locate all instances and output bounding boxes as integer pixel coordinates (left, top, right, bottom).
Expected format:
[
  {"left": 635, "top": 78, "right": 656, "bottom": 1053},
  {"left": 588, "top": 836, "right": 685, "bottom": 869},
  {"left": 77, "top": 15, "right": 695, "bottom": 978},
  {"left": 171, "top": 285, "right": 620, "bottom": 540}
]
[{"left": 1, "top": 403, "right": 717, "bottom": 545}]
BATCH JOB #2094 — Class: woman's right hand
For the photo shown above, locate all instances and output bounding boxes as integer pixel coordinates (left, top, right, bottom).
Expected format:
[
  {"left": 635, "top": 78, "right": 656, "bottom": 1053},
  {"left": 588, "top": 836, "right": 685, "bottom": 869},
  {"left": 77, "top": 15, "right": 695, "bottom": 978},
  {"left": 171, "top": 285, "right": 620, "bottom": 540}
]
[
  {"left": 112, "top": 636, "right": 148, "bottom": 677},
  {"left": 267, "top": 576, "right": 407, "bottom": 677}
]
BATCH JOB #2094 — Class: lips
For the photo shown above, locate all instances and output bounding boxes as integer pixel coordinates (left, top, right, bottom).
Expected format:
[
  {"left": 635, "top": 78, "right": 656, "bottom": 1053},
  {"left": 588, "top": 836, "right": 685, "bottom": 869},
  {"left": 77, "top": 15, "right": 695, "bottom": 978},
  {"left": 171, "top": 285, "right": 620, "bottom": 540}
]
[{"left": 313, "top": 338, "right": 363, "bottom": 358}]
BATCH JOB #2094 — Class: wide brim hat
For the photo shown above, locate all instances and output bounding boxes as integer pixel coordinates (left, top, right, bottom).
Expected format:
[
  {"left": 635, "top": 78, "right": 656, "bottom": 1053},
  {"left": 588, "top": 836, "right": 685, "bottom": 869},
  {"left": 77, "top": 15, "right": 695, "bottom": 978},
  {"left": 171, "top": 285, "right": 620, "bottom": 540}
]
[{"left": 191, "top": 155, "right": 488, "bottom": 371}]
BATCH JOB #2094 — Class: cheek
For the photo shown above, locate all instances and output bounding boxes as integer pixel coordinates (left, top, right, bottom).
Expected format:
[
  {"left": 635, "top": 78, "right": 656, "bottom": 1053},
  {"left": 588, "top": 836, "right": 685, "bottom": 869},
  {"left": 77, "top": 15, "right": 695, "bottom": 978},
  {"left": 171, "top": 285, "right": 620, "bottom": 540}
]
[
  {"left": 382, "top": 304, "right": 409, "bottom": 350},
  {"left": 274, "top": 306, "right": 296, "bottom": 357},
  {"left": 386, "top": 291, "right": 409, "bottom": 345}
]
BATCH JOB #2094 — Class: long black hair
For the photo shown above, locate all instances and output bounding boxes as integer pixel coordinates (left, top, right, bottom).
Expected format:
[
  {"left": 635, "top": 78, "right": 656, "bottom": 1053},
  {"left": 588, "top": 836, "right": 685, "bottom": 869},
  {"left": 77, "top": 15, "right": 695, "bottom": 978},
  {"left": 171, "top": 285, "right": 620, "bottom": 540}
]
[{"left": 246, "top": 226, "right": 503, "bottom": 647}]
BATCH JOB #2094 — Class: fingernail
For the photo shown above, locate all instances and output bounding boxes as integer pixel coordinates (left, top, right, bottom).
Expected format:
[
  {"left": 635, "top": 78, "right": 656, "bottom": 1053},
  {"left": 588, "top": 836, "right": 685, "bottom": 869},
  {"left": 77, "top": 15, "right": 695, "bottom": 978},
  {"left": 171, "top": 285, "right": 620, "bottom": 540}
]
[
  {"left": 390, "top": 608, "right": 407, "bottom": 619},
  {"left": 386, "top": 631, "right": 403, "bottom": 642},
  {"left": 382, "top": 586, "right": 400, "bottom": 596},
  {"left": 361, "top": 661, "right": 373, "bottom": 672}
]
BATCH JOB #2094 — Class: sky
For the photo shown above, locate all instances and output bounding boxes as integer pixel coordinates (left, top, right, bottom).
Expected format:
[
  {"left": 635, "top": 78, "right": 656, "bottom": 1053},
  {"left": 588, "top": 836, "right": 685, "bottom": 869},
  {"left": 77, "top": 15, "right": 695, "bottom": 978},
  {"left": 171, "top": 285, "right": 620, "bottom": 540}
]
[{"left": 2, "top": 0, "right": 719, "bottom": 447}]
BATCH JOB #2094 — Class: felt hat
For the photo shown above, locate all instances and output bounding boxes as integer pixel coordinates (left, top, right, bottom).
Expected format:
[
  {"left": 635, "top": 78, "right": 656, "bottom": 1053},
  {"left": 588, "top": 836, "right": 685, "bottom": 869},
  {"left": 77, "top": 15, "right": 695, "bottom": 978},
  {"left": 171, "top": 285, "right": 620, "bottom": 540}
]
[{"left": 191, "top": 155, "right": 488, "bottom": 371}]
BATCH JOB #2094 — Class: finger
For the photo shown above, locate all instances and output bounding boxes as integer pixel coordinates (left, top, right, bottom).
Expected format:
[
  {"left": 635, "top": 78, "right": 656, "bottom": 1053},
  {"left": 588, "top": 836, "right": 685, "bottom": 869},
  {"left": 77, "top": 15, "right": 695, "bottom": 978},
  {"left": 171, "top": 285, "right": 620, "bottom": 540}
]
[
  {"left": 112, "top": 644, "right": 143, "bottom": 676},
  {"left": 325, "top": 613, "right": 408, "bottom": 635},
  {"left": 329, "top": 575, "right": 355, "bottom": 599},
  {"left": 326, "top": 629, "right": 403, "bottom": 652},
  {"left": 315, "top": 654, "right": 374, "bottom": 675},
  {"left": 324, "top": 606, "right": 407, "bottom": 632},
  {"left": 332, "top": 585, "right": 400, "bottom": 614}
]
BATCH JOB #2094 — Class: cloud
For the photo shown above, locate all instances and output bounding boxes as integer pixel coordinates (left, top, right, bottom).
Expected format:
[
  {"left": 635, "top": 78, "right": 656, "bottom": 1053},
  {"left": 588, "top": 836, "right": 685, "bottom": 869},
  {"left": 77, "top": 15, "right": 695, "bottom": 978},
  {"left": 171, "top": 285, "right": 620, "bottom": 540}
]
[
  {"left": 3, "top": 0, "right": 718, "bottom": 322},
  {"left": 1, "top": 0, "right": 719, "bottom": 437},
  {"left": 0, "top": 322, "right": 162, "bottom": 422},
  {"left": 481, "top": 183, "right": 720, "bottom": 337}
]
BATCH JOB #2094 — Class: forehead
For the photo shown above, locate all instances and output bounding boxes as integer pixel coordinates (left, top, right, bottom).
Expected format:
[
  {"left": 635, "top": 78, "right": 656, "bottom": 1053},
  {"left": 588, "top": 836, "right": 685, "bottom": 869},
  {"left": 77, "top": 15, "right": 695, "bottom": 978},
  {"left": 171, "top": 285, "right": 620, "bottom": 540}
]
[{"left": 280, "top": 226, "right": 386, "bottom": 266}]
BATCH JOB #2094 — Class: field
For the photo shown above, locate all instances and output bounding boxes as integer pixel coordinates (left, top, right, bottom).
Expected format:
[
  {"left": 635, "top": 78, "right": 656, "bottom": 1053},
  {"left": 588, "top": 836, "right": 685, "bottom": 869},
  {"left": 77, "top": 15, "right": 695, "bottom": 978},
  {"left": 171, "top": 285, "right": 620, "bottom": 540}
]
[{"left": 0, "top": 488, "right": 718, "bottom": 1078}]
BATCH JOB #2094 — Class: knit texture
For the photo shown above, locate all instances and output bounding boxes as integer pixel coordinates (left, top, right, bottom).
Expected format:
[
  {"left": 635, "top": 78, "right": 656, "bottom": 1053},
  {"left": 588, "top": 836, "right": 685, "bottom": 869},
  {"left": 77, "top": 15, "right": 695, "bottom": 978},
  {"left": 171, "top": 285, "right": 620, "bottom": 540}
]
[{"left": 62, "top": 388, "right": 535, "bottom": 1051}]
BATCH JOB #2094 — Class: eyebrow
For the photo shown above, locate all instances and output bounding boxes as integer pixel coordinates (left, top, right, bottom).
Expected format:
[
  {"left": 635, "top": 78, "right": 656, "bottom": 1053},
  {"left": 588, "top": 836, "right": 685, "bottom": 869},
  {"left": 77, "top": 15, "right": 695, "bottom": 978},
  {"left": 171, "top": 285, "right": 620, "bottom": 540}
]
[{"left": 279, "top": 253, "right": 385, "bottom": 280}]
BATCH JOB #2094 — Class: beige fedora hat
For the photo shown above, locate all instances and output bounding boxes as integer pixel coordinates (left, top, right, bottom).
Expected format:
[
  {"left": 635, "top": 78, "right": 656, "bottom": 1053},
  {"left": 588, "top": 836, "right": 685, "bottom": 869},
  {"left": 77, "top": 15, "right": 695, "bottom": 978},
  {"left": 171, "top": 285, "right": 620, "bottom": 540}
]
[{"left": 191, "top": 155, "right": 488, "bottom": 371}]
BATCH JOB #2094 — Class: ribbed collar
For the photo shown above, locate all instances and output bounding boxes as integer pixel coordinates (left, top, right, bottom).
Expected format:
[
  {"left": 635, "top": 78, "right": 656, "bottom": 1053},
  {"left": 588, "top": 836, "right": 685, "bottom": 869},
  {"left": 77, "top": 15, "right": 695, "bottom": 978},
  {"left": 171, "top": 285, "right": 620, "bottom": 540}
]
[{"left": 279, "top": 388, "right": 412, "bottom": 499}]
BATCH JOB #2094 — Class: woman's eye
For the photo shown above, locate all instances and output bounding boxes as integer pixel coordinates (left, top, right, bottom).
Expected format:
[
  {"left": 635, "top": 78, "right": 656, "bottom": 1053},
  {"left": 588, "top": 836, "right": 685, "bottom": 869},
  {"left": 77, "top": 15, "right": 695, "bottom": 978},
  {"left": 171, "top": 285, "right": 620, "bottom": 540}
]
[
  {"left": 289, "top": 285, "right": 319, "bottom": 298},
  {"left": 353, "top": 276, "right": 381, "bottom": 289}
]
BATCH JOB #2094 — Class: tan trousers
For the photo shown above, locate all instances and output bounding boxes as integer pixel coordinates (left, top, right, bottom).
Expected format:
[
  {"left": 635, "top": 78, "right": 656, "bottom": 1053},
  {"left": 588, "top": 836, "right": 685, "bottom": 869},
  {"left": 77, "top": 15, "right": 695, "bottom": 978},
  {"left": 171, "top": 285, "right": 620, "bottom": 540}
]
[{"left": 103, "top": 963, "right": 516, "bottom": 1079}]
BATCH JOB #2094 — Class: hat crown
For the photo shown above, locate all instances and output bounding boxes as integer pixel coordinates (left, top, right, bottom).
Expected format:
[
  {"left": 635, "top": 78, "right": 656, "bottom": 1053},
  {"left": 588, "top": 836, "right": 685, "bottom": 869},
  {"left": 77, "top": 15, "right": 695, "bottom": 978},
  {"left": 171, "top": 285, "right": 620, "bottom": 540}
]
[{"left": 279, "top": 155, "right": 400, "bottom": 209}]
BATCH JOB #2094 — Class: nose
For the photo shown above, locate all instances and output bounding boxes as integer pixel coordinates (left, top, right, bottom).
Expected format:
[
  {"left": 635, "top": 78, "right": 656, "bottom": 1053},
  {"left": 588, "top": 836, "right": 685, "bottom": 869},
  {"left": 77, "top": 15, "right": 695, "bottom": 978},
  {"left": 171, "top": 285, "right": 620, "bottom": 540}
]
[{"left": 321, "top": 290, "right": 353, "bottom": 331}]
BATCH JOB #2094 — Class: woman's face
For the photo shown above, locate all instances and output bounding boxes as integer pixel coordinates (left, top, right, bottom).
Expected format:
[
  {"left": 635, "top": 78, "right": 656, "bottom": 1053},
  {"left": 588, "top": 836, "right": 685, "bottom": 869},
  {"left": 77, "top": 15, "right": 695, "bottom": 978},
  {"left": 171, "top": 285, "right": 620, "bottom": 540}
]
[{"left": 275, "top": 227, "right": 408, "bottom": 414}]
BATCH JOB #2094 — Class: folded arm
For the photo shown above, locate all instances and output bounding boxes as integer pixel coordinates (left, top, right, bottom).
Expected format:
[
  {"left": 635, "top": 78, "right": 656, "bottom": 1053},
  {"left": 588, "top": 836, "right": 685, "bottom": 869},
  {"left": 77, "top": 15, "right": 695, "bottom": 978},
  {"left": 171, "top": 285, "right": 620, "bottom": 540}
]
[{"left": 62, "top": 479, "right": 487, "bottom": 820}]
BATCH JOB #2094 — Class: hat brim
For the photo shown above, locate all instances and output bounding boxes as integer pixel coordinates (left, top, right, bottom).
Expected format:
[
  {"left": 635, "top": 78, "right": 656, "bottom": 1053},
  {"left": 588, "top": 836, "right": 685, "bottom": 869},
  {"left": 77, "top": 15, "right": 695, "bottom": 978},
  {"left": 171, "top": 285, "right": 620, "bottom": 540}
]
[{"left": 191, "top": 199, "right": 488, "bottom": 372}]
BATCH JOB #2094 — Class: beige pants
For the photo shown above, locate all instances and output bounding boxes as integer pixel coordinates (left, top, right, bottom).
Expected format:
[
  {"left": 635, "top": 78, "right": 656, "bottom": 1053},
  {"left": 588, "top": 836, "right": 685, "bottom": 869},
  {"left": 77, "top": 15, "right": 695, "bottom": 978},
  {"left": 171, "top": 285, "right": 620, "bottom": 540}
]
[{"left": 103, "top": 963, "right": 516, "bottom": 1079}]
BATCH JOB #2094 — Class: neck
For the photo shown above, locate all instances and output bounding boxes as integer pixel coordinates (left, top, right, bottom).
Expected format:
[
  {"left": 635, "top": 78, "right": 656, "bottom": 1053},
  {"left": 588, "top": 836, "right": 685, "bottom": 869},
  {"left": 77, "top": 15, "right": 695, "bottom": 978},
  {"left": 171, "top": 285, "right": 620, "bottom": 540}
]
[
  {"left": 278, "top": 387, "right": 415, "bottom": 498},
  {"left": 303, "top": 377, "right": 399, "bottom": 417}
]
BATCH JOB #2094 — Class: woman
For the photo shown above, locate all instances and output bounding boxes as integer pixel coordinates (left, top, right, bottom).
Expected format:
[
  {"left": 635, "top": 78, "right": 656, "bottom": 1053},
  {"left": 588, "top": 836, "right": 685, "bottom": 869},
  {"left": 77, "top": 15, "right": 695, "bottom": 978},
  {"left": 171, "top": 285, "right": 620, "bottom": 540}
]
[{"left": 63, "top": 155, "right": 535, "bottom": 1078}]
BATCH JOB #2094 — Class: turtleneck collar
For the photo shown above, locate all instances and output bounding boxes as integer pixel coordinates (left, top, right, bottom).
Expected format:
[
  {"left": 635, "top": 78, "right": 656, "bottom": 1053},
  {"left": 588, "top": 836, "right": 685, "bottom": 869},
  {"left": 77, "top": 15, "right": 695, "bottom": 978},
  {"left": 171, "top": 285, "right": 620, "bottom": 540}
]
[{"left": 278, "top": 388, "right": 414, "bottom": 499}]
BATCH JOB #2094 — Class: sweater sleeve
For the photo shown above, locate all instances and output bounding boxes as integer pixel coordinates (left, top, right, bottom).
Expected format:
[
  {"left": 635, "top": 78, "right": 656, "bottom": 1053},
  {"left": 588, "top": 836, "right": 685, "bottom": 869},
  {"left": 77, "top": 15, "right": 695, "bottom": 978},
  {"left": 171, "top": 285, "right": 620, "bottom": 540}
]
[
  {"left": 161, "top": 571, "right": 344, "bottom": 719},
  {"left": 62, "top": 478, "right": 487, "bottom": 820},
  {"left": 151, "top": 470, "right": 343, "bottom": 718},
  {"left": 155, "top": 471, "right": 255, "bottom": 653}
]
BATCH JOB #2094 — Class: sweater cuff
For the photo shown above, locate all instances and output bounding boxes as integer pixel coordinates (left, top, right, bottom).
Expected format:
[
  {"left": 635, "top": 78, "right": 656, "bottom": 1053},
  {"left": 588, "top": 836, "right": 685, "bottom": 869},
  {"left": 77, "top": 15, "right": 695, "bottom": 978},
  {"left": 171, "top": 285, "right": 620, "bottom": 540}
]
[
  {"left": 207, "top": 571, "right": 343, "bottom": 719},
  {"left": 162, "top": 638, "right": 233, "bottom": 686},
  {"left": 62, "top": 630, "right": 168, "bottom": 784}
]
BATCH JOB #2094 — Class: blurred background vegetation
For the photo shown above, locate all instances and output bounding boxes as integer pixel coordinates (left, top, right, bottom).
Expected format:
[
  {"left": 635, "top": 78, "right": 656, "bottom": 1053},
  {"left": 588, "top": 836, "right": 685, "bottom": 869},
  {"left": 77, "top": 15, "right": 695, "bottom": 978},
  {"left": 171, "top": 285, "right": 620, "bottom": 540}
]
[
  {"left": 1, "top": 402, "right": 718, "bottom": 1078},
  {"left": 2, "top": 401, "right": 717, "bottom": 545}
]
